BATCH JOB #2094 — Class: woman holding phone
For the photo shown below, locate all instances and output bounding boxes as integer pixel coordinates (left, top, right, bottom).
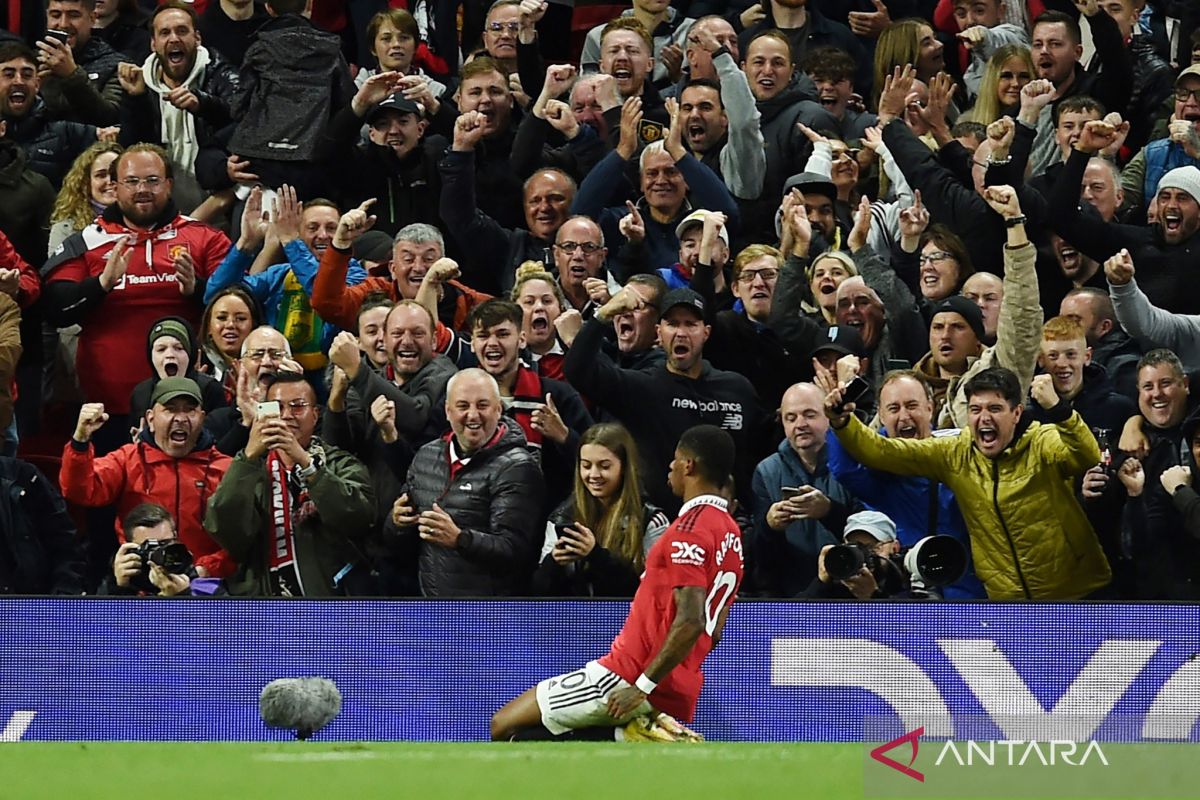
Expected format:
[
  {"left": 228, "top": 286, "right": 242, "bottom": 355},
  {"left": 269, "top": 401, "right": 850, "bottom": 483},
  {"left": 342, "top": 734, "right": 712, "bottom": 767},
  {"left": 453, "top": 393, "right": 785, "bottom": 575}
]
[{"left": 532, "top": 423, "right": 669, "bottom": 597}]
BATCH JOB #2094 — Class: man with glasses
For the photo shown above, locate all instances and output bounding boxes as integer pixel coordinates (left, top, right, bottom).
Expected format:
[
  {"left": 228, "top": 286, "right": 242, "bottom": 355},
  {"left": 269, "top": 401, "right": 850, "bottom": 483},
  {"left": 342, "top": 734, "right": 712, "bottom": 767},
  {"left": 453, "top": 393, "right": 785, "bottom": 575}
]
[
  {"left": 44, "top": 143, "right": 231, "bottom": 452},
  {"left": 552, "top": 216, "right": 612, "bottom": 313},
  {"left": 206, "top": 371, "right": 375, "bottom": 596},
  {"left": 480, "top": 0, "right": 522, "bottom": 75},
  {"left": 1119, "top": 65, "right": 1200, "bottom": 213}
]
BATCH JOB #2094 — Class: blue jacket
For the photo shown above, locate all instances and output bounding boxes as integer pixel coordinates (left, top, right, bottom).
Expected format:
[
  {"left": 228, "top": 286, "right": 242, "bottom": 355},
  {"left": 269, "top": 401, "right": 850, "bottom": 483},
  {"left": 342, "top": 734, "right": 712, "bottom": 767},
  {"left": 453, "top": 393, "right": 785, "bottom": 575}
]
[
  {"left": 750, "top": 439, "right": 860, "bottom": 597},
  {"left": 205, "top": 239, "right": 368, "bottom": 363},
  {"left": 1141, "top": 138, "right": 1200, "bottom": 204},
  {"left": 826, "top": 429, "right": 986, "bottom": 599},
  {"left": 571, "top": 149, "right": 739, "bottom": 274}
]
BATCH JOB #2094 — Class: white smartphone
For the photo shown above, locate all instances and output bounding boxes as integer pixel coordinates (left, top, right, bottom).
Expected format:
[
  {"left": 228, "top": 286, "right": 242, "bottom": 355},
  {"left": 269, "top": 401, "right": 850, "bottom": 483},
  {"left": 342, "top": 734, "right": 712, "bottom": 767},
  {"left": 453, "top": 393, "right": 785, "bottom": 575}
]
[{"left": 256, "top": 400, "right": 280, "bottom": 418}]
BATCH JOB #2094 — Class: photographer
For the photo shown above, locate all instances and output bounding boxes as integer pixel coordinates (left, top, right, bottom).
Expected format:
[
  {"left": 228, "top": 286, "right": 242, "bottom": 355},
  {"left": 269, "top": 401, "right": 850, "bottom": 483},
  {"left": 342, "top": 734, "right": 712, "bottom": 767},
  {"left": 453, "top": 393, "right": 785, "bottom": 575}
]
[
  {"left": 98, "top": 504, "right": 194, "bottom": 596},
  {"left": 805, "top": 511, "right": 900, "bottom": 600}
]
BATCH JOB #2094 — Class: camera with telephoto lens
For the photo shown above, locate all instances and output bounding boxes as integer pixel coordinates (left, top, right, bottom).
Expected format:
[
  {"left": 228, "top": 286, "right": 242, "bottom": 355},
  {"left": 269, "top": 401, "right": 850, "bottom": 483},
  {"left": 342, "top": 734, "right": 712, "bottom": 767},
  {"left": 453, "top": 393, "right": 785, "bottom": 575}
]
[
  {"left": 132, "top": 539, "right": 193, "bottom": 593},
  {"left": 824, "top": 535, "right": 967, "bottom": 598}
]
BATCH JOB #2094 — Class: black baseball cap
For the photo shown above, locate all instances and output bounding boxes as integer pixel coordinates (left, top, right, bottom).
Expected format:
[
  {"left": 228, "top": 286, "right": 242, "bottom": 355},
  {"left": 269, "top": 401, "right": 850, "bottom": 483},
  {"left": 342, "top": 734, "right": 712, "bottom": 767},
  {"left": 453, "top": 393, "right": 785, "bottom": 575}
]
[
  {"left": 783, "top": 172, "right": 837, "bottom": 204},
  {"left": 811, "top": 325, "right": 866, "bottom": 359},
  {"left": 366, "top": 93, "right": 423, "bottom": 124},
  {"left": 660, "top": 287, "right": 705, "bottom": 318}
]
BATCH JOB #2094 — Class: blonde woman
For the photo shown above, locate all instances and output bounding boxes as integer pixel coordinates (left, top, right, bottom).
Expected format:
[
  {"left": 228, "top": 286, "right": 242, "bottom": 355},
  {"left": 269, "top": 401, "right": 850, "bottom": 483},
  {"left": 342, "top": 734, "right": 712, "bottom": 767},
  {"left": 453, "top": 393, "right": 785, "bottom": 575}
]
[
  {"left": 962, "top": 45, "right": 1034, "bottom": 125},
  {"left": 48, "top": 141, "right": 122, "bottom": 255}
]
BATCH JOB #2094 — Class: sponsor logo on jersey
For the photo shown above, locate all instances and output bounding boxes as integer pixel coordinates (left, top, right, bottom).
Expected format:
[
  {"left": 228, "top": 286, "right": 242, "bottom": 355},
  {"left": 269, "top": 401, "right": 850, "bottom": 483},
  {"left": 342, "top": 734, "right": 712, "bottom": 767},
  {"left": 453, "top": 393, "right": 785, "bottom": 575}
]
[{"left": 671, "top": 541, "right": 706, "bottom": 566}]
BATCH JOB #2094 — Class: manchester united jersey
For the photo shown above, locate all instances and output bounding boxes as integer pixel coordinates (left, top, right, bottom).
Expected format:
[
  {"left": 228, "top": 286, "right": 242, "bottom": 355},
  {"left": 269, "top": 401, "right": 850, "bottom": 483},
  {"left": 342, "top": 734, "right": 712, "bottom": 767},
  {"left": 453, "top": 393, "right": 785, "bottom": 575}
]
[{"left": 598, "top": 494, "right": 744, "bottom": 721}]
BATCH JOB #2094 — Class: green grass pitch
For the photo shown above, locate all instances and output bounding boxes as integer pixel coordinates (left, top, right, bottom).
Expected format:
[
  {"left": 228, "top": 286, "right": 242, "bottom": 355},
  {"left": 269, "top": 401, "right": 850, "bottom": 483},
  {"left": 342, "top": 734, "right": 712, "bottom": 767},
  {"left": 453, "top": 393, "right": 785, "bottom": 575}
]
[{"left": 0, "top": 741, "right": 1169, "bottom": 800}]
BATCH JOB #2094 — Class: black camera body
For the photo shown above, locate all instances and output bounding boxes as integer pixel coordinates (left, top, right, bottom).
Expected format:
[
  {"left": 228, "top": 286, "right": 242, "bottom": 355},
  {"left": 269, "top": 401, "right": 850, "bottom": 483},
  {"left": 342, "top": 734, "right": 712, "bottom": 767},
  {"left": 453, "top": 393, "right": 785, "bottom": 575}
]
[
  {"left": 825, "top": 535, "right": 967, "bottom": 598},
  {"left": 132, "top": 539, "right": 193, "bottom": 593}
]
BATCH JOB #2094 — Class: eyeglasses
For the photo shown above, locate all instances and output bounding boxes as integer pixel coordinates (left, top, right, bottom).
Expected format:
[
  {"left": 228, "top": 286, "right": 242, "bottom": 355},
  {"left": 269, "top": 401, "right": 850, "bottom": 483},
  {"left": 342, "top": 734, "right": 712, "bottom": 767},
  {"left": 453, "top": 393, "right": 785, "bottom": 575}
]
[
  {"left": 119, "top": 176, "right": 165, "bottom": 189},
  {"left": 1176, "top": 88, "right": 1200, "bottom": 103},
  {"left": 488, "top": 21, "right": 520, "bottom": 33},
  {"left": 918, "top": 251, "right": 953, "bottom": 265},
  {"left": 243, "top": 348, "right": 288, "bottom": 362},
  {"left": 555, "top": 241, "right": 603, "bottom": 255},
  {"left": 737, "top": 268, "right": 780, "bottom": 284},
  {"left": 279, "top": 400, "right": 314, "bottom": 415}
]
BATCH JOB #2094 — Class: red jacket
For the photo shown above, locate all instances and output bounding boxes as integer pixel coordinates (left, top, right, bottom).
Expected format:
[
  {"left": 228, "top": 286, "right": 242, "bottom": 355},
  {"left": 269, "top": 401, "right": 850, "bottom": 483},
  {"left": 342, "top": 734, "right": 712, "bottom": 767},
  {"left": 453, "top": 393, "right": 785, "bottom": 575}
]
[
  {"left": 0, "top": 227, "right": 39, "bottom": 308},
  {"left": 44, "top": 209, "right": 230, "bottom": 413},
  {"left": 60, "top": 436, "right": 236, "bottom": 578}
]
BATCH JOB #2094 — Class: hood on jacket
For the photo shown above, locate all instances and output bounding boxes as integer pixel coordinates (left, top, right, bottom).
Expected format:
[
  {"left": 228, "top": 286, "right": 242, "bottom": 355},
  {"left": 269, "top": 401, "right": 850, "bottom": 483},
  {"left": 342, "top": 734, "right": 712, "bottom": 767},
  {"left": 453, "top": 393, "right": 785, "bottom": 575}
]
[
  {"left": 0, "top": 139, "right": 27, "bottom": 184},
  {"left": 1180, "top": 406, "right": 1200, "bottom": 469}
]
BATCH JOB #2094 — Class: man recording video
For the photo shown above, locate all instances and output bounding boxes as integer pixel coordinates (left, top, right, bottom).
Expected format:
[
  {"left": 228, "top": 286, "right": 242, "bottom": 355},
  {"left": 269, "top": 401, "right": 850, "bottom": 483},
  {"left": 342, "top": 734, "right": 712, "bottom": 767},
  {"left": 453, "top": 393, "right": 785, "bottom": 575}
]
[{"left": 98, "top": 503, "right": 194, "bottom": 596}]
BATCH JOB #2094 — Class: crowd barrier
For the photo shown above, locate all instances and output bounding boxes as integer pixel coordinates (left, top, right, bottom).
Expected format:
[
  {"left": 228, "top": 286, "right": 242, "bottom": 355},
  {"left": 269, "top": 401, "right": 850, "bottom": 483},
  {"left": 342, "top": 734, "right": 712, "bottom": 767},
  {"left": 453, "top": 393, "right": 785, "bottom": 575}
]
[{"left": 1, "top": 600, "right": 1197, "bottom": 742}]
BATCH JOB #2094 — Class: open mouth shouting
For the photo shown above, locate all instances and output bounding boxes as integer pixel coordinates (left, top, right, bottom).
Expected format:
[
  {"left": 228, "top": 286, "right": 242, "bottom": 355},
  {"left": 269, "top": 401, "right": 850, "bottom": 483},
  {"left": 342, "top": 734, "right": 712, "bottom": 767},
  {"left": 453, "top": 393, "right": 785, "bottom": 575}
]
[
  {"left": 894, "top": 420, "right": 919, "bottom": 439},
  {"left": 168, "top": 423, "right": 191, "bottom": 446},
  {"left": 975, "top": 424, "right": 999, "bottom": 450},
  {"left": 614, "top": 315, "right": 637, "bottom": 347},
  {"left": 5, "top": 85, "right": 30, "bottom": 113},
  {"left": 480, "top": 343, "right": 507, "bottom": 371},
  {"left": 611, "top": 67, "right": 633, "bottom": 91},
  {"left": 393, "top": 345, "right": 421, "bottom": 370},
  {"left": 161, "top": 359, "right": 181, "bottom": 377},
  {"left": 1162, "top": 210, "right": 1183, "bottom": 236}
]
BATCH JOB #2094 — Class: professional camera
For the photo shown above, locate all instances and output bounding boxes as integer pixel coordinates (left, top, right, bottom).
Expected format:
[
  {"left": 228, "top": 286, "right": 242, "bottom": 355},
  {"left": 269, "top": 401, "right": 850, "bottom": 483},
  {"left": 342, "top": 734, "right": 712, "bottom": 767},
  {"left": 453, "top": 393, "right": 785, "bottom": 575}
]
[
  {"left": 824, "top": 542, "right": 907, "bottom": 596},
  {"left": 825, "top": 535, "right": 967, "bottom": 598},
  {"left": 903, "top": 535, "right": 968, "bottom": 599},
  {"left": 132, "top": 539, "right": 193, "bottom": 593}
]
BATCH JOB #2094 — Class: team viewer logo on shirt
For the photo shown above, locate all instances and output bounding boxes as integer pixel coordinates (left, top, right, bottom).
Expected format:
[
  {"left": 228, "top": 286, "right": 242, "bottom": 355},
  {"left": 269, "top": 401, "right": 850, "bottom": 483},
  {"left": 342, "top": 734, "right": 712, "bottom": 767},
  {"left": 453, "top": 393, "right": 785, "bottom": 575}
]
[{"left": 671, "top": 541, "right": 706, "bottom": 566}]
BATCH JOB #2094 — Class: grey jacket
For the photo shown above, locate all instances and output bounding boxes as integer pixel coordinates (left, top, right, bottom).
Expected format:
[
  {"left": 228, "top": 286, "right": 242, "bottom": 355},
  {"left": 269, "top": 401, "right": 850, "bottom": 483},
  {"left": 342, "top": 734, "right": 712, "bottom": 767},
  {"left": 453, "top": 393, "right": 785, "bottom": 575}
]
[
  {"left": 699, "top": 50, "right": 765, "bottom": 201},
  {"left": 1110, "top": 277, "right": 1200, "bottom": 372}
]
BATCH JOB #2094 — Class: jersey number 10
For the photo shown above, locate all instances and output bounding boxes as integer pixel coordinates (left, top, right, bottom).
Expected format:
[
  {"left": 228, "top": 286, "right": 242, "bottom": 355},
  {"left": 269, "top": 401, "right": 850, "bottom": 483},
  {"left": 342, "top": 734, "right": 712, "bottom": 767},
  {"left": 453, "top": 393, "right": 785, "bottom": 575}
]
[{"left": 704, "top": 571, "right": 737, "bottom": 636}]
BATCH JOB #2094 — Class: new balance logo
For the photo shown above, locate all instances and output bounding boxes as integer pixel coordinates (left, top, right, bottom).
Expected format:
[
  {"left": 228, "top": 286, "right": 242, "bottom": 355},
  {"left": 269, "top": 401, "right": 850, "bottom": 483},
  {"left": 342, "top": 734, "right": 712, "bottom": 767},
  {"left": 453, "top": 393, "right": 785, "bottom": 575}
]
[{"left": 670, "top": 541, "right": 706, "bottom": 566}]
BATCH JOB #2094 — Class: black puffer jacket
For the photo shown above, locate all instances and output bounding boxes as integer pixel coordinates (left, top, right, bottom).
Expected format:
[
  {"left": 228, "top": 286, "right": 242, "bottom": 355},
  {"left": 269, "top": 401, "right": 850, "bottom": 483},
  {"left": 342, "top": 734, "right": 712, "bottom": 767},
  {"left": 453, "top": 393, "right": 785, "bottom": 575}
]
[
  {"left": 2, "top": 99, "right": 96, "bottom": 187},
  {"left": 228, "top": 14, "right": 354, "bottom": 163},
  {"left": 387, "top": 423, "right": 544, "bottom": 597},
  {"left": 39, "top": 36, "right": 124, "bottom": 124}
]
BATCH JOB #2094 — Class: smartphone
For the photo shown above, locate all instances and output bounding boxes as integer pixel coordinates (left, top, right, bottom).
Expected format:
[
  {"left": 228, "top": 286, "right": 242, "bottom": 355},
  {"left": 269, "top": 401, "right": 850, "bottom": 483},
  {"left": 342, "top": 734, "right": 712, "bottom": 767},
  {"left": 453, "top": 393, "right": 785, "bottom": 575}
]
[
  {"left": 834, "top": 376, "right": 871, "bottom": 414},
  {"left": 45, "top": 29, "right": 70, "bottom": 44},
  {"left": 256, "top": 400, "right": 280, "bottom": 418},
  {"left": 781, "top": 486, "right": 808, "bottom": 501}
]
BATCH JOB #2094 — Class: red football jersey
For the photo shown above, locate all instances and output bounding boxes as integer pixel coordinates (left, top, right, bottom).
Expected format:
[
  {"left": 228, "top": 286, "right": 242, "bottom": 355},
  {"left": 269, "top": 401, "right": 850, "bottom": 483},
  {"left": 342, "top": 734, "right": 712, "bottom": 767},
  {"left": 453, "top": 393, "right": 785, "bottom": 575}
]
[{"left": 598, "top": 495, "right": 744, "bottom": 721}]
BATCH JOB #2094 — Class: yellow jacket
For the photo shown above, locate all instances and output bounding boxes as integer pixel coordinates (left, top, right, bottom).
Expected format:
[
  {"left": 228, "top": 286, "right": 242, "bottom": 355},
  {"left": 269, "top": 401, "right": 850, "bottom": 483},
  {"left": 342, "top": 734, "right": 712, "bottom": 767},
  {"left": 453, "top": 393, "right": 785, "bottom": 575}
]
[{"left": 834, "top": 411, "right": 1111, "bottom": 599}]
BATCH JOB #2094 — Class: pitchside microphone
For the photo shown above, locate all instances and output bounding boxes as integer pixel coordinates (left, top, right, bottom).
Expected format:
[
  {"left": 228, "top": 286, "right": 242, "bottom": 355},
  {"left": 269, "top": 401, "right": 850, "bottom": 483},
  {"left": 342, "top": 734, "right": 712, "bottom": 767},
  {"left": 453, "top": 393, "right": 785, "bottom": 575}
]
[{"left": 259, "top": 678, "right": 342, "bottom": 740}]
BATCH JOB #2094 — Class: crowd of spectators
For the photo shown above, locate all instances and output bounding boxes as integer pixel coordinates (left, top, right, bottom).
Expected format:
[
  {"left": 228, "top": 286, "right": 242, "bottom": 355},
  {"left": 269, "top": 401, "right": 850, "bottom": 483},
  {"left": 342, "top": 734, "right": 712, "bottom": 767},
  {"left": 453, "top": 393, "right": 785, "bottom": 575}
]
[{"left": 1, "top": 0, "right": 1199, "bottom": 600}]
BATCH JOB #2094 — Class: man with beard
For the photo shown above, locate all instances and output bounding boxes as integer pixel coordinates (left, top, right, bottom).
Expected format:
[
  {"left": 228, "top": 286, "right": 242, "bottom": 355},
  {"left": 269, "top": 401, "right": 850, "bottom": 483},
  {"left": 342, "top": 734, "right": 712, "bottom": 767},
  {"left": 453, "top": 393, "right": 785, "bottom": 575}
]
[
  {"left": 739, "top": 31, "right": 834, "bottom": 243},
  {"left": 314, "top": 212, "right": 492, "bottom": 337},
  {"left": 1025, "top": 7, "right": 1132, "bottom": 177},
  {"left": 738, "top": 0, "right": 868, "bottom": 96},
  {"left": 826, "top": 365, "right": 1111, "bottom": 599},
  {"left": 61, "top": 377, "right": 234, "bottom": 582},
  {"left": 440, "top": 107, "right": 577, "bottom": 295},
  {"left": 206, "top": 371, "right": 375, "bottom": 596},
  {"left": 1049, "top": 125, "right": 1200, "bottom": 314},
  {"left": 43, "top": 144, "right": 230, "bottom": 451},
  {"left": 564, "top": 285, "right": 769, "bottom": 514},
  {"left": 115, "top": 2, "right": 240, "bottom": 212},
  {"left": 750, "top": 381, "right": 861, "bottom": 596},
  {"left": 1061, "top": 286, "right": 1141, "bottom": 401},
  {"left": 385, "top": 368, "right": 544, "bottom": 597},
  {"left": 205, "top": 186, "right": 366, "bottom": 377},
  {"left": 573, "top": 97, "right": 739, "bottom": 274},
  {"left": 0, "top": 43, "right": 100, "bottom": 187},
  {"left": 327, "top": 87, "right": 446, "bottom": 237},
  {"left": 469, "top": 299, "right": 592, "bottom": 510},
  {"left": 36, "top": 0, "right": 124, "bottom": 124},
  {"left": 912, "top": 186, "right": 1042, "bottom": 428},
  {"left": 822, "top": 369, "right": 986, "bottom": 598},
  {"left": 675, "top": 22, "right": 764, "bottom": 201},
  {"left": 1120, "top": 65, "right": 1200, "bottom": 214},
  {"left": 580, "top": 0, "right": 694, "bottom": 90},
  {"left": 1111, "top": 350, "right": 1200, "bottom": 599}
]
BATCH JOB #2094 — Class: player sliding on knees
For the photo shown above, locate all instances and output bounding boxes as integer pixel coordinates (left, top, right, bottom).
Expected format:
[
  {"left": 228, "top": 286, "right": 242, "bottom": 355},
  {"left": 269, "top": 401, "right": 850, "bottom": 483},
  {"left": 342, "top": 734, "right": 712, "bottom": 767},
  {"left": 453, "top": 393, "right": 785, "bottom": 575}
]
[{"left": 491, "top": 424, "right": 744, "bottom": 743}]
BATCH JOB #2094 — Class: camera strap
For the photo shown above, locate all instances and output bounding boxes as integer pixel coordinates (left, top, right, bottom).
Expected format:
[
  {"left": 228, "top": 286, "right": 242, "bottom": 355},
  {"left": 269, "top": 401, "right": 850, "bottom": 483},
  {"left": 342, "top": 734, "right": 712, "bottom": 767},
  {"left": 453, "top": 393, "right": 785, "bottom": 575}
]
[{"left": 927, "top": 479, "right": 939, "bottom": 538}]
